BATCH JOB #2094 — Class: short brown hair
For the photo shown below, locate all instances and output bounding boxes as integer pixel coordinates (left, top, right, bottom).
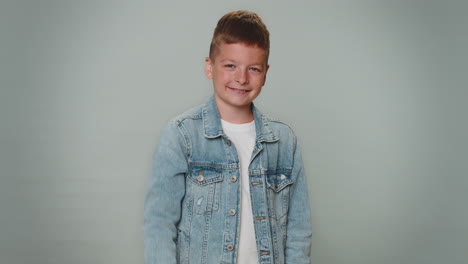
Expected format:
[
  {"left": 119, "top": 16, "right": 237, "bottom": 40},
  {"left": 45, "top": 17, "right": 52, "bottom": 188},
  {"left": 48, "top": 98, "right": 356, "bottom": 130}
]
[{"left": 209, "top": 10, "right": 270, "bottom": 62}]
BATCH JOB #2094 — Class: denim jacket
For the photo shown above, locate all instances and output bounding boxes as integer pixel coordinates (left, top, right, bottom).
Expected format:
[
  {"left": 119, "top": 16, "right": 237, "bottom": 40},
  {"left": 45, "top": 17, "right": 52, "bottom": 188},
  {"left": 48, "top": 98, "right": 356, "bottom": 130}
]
[{"left": 144, "top": 96, "right": 312, "bottom": 264}]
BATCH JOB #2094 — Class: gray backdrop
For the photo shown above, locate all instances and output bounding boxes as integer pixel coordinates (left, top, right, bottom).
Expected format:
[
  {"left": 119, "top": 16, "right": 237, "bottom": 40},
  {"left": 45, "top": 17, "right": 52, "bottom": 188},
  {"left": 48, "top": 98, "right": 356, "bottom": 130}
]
[{"left": 1, "top": 0, "right": 467, "bottom": 263}]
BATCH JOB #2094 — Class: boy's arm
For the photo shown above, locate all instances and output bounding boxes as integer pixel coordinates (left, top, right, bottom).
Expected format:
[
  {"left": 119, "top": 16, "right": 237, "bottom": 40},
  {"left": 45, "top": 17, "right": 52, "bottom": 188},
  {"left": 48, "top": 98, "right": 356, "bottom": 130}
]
[
  {"left": 285, "top": 136, "right": 313, "bottom": 264},
  {"left": 144, "top": 121, "right": 188, "bottom": 264}
]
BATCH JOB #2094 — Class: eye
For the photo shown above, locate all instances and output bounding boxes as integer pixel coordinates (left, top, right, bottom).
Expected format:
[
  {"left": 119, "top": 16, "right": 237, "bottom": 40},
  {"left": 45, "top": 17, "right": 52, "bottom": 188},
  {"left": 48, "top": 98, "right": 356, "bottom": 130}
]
[
  {"left": 224, "top": 64, "right": 235, "bottom": 69},
  {"left": 250, "top": 67, "right": 261, "bottom": 72}
]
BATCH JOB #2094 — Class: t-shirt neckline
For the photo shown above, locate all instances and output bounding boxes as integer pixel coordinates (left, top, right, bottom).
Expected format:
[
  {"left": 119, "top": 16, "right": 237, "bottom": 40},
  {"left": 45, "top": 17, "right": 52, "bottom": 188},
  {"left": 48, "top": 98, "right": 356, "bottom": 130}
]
[{"left": 221, "top": 119, "right": 255, "bottom": 132}]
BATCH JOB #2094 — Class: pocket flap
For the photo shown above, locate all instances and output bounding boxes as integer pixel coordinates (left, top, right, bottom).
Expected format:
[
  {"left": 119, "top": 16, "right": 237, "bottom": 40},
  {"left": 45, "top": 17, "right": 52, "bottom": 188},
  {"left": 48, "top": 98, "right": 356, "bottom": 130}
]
[
  {"left": 266, "top": 173, "right": 293, "bottom": 192},
  {"left": 188, "top": 168, "right": 223, "bottom": 186}
]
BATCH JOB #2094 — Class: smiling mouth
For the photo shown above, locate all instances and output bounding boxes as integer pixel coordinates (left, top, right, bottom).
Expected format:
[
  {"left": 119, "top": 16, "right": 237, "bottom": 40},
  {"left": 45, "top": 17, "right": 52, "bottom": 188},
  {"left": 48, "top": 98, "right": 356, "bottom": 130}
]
[{"left": 228, "top": 87, "right": 250, "bottom": 94}]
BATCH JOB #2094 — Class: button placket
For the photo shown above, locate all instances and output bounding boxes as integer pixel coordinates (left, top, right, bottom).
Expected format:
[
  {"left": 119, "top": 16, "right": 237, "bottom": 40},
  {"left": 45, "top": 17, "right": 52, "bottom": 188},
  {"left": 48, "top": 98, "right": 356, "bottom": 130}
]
[
  {"left": 229, "top": 175, "right": 237, "bottom": 182},
  {"left": 226, "top": 244, "right": 234, "bottom": 251}
]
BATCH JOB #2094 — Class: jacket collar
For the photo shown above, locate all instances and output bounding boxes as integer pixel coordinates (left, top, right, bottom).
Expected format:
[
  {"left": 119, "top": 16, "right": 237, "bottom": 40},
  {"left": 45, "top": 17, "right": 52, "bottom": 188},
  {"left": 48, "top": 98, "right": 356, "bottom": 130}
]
[{"left": 202, "top": 96, "right": 279, "bottom": 142}]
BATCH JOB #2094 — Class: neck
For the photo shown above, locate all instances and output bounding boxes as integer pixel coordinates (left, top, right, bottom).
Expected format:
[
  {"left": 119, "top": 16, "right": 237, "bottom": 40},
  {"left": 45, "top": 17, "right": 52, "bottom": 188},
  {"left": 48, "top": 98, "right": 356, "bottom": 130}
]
[{"left": 215, "top": 100, "right": 254, "bottom": 124}]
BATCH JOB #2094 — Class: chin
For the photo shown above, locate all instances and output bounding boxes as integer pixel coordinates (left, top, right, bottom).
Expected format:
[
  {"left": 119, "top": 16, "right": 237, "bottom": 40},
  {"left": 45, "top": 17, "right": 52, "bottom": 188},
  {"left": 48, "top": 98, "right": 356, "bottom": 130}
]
[{"left": 230, "top": 98, "right": 254, "bottom": 107}]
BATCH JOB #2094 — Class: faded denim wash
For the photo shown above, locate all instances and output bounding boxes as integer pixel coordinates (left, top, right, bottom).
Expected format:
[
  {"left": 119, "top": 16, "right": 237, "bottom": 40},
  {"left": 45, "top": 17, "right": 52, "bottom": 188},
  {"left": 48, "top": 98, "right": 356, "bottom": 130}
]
[{"left": 144, "top": 96, "right": 312, "bottom": 264}]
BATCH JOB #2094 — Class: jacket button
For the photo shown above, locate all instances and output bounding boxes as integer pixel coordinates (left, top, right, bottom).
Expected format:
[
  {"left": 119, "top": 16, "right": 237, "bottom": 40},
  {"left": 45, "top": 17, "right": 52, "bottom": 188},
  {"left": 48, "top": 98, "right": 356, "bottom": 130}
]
[
  {"left": 225, "top": 140, "right": 231, "bottom": 146},
  {"left": 197, "top": 175, "right": 204, "bottom": 182},
  {"left": 230, "top": 175, "right": 237, "bottom": 182},
  {"left": 226, "top": 244, "right": 234, "bottom": 251},
  {"left": 229, "top": 209, "right": 236, "bottom": 216}
]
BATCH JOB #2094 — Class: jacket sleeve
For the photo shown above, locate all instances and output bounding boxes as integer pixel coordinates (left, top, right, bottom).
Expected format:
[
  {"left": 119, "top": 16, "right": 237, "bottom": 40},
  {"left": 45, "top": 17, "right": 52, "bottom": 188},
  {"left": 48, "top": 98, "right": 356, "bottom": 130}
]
[
  {"left": 285, "top": 135, "right": 313, "bottom": 263},
  {"left": 144, "top": 121, "right": 189, "bottom": 264}
]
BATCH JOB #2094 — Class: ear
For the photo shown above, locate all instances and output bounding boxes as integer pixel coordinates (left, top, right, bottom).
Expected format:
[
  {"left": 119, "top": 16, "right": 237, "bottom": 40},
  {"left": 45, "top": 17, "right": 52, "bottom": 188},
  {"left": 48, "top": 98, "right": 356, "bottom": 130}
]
[
  {"left": 204, "top": 57, "right": 213, "bottom": 79},
  {"left": 262, "top": 64, "right": 270, "bottom": 85}
]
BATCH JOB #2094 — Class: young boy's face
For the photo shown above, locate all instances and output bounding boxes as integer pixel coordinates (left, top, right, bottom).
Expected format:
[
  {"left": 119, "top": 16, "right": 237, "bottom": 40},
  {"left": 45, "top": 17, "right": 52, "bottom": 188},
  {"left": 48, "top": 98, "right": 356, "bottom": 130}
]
[{"left": 205, "top": 42, "right": 269, "bottom": 113}]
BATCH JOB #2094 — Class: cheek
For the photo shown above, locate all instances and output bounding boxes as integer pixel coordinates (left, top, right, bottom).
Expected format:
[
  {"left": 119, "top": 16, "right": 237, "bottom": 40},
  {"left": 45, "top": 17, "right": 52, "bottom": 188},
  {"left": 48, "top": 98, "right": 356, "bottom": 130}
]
[
  {"left": 213, "top": 71, "right": 231, "bottom": 87},
  {"left": 253, "top": 75, "right": 266, "bottom": 86},
  {"left": 218, "top": 71, "right": 233, "bottom": 82}
]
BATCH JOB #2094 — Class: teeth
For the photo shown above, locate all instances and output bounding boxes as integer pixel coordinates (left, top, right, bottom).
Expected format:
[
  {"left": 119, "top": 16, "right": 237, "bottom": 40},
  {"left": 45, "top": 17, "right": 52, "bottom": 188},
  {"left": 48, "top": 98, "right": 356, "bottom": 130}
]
[{"left": 228, "top": 87, "right": 249, "bottom": 93}]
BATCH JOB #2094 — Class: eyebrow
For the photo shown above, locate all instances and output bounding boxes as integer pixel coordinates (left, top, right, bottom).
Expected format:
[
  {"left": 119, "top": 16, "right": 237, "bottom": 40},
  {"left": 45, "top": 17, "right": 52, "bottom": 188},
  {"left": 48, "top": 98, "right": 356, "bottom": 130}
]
[
  {"left": 219, "top": 59, "right": 264, "bottom": 67},
  {"left": 219, "top": 59, "right": 237, "bottom": 63}
]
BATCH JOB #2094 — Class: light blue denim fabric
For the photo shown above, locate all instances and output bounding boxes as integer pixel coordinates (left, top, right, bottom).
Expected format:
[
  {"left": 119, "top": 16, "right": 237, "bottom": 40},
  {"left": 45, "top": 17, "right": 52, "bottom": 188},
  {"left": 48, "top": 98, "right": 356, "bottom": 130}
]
[{"left": 144, "top": 96, "right": 312, "bottom": 264}]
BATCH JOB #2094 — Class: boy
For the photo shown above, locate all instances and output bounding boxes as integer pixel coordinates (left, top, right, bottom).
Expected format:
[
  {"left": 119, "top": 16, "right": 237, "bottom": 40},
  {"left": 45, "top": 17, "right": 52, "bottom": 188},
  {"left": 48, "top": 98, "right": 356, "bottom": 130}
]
[{"left": 144, "top": 10, "right": 312, "bottom": 264}]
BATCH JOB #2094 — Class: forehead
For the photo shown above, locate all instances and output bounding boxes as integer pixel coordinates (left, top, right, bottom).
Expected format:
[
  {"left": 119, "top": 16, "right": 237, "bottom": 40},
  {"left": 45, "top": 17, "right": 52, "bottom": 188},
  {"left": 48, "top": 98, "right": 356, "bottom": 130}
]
[{"left": 213, "top": 42, "right": 268, "bottom": 65}]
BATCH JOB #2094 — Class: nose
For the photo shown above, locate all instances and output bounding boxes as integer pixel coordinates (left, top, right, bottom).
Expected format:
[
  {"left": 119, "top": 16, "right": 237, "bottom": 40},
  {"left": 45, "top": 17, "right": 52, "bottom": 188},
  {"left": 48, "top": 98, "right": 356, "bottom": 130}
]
[{"left": 235, "top": 68, "right": 248, "bottom": 85}]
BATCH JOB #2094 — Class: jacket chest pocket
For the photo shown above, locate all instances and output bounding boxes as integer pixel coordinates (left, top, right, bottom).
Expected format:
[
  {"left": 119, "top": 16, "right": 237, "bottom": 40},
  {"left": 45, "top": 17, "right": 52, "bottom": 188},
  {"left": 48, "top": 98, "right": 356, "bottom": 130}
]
[
  {"left": 266, "top": 173, "right": 293, "bottom": 219},
  {"left": 188, "top": 167, "right": 223, "bottom": 215}
]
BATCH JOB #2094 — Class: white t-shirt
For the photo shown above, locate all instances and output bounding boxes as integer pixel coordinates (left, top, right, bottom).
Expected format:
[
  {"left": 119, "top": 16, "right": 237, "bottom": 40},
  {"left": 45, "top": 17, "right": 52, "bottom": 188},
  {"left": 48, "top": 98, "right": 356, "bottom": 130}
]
[{"left": 221, "top": 119, "right": 259, "bottom": 264}]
